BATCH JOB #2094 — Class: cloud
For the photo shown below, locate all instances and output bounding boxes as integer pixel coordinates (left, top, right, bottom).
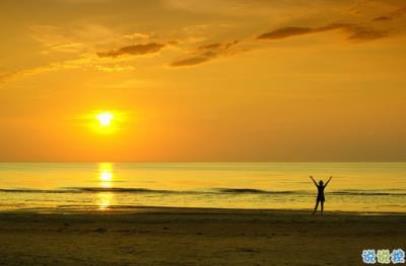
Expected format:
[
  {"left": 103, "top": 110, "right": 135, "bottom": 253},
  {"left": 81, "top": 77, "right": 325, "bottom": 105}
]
[
  {"left": 170, "top": 40, "right": 238, "bottom": 67},
  {"left": 170, "top": 4, "right": 404, "bottom": 68},
  {"left": 258, "top": 23, "right": 388, "bottom": 42},
  {"left": 4, "top": 1, "right": 404, "bottom": 80},
  {"left": 30, "top": 25, "right": 86, "bottom": 53},
  {"left": 97, "top": 43, "right": 165, "bottom": 58},
  {"left": 258, "top": 26, "right": 327, "bottom": 40},
  {"left": 256, "top": 4, "right": 406, "bottom": 43},
  {"left": 372, "top": 16, "right": 392, "bottom": 22},
  {"left": 372, "top": 6, "right": 406, "bottom": 21},
  {"left": 29, "top": 24, "right": 127, "bottom": 55},
  {"left": 344, "top": 26, "right": 388, "bottom": 41},
  {"left": 170, "top": 54, "right": 214, "bottom": 67},
  {"left": 172, "top": 13, "right": 394, "bottom": 68},
  {"left": 0, "top": 55, "right": 137, "bottom": 86}
]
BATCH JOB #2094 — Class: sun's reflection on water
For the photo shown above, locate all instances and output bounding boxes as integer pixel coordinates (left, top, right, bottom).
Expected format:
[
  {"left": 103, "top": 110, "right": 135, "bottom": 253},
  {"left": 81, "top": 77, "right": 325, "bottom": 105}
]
[
  {"left": 97, "top": 163, "right": 115, "bottom": 210},
  {"left": 97, "top": 192, "right": 114, "bottom": 210},
  {"left": 99, "top": 163, "right": 113, "bottom": 188}
]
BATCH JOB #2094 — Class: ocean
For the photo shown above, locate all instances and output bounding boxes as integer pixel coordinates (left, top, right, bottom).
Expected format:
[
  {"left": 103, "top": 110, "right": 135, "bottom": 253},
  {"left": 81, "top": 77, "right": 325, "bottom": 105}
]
[{"left": 0, "top": 162, "right": 405, "bottom": 213}]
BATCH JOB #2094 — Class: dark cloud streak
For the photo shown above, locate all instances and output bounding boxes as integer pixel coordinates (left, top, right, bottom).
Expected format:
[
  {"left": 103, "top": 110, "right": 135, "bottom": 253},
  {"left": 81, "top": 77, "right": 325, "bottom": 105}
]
[
  {"left": 258, "top": 26, "right": 315, "bottom": 39},
  {"left": 98, "top": 42, "right": 165, "bottom": 58},
  {"left": 345, "top": 26, "right": 387, "bottom": 41},
  {"left": 170, "top": 40, "right": 238, "bottom": 67},
  {"left": 372, "top": 6, "right": 406, "bottom": 21},
  {"left": 372, "top": 16, "right": 391, "bottom": 22},
  {"left": 258, "top": 23, "right": 387, "bottom": 42},
  {"left": 170, "top": 55, "right": 213, "bottom": 67}
]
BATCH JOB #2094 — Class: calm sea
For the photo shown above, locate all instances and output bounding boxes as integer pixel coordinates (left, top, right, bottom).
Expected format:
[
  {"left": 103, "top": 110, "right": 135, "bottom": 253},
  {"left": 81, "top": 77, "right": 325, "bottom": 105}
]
[{"left": 0, "top": 163, "right": 405, "bottom": 213}]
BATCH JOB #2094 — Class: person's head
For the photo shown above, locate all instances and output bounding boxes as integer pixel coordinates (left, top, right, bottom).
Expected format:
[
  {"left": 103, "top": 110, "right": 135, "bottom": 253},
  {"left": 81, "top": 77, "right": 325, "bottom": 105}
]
[{"left": 318, "top": 180, "right": 324, "bottom": 186}]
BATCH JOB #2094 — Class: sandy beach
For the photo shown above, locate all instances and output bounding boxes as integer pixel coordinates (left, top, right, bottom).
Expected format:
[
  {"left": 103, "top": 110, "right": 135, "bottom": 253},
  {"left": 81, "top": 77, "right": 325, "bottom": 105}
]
[{"left": 0, "top": 207, "right": 405, "bottom": 265}]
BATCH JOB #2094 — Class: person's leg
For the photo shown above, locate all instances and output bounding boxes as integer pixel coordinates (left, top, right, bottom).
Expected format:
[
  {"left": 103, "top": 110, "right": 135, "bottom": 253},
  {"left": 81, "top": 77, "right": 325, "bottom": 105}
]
[
  {"left": 321, "top": 201, "right": 324, "bottom": 216},
  {"left": 313, "top": 200, "right": 319, "bottom": 215}
]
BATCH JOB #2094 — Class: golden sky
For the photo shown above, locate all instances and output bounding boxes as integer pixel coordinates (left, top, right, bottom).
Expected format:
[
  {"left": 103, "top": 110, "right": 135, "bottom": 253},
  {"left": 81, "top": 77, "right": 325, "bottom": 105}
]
[{"left": 0, "top": 0, "right": 405, "bottom": 162}]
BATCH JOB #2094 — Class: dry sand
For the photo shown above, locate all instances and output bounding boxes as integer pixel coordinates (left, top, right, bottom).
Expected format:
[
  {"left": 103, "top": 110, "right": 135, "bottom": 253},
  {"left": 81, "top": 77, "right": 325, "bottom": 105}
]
[{"left": 0, "top": 207, "right": 405, "bottom": 265}]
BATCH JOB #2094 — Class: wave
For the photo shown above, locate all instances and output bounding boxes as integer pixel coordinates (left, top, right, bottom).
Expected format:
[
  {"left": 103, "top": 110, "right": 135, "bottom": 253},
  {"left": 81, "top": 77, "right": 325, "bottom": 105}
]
[
  {"left": 0, "top": 188, "right": 77, "bottom": 193},
  {"left": 0, "top": 187, "right": 299, "bottom": 195},
  {"left": 0, "top": 187, "right": 182, "bottom": 194},
  {"left": 1, "top": 187, "right": 406, "bottom": 196},
  {"left": 215, "top": 188, "right": 406, "bottom": 196},
  {"left": 214, "top": 188, "right": 296, "bottom": 194},
  {"left": 66, "top": 187, "right": 176, "bottom": 193},
  {"left": 331, "top": 190, "right": 406, "bottom": 196}
]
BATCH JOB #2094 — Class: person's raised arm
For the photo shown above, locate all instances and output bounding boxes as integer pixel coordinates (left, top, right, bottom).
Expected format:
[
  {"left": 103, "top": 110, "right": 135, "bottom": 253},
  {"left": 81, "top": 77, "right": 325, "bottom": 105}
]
[
  {"left": 309, "top": 176, "right": 317, "bottom": 186},
  {"left": 324, "top": 176, "right": 333, "bottom": 187}
]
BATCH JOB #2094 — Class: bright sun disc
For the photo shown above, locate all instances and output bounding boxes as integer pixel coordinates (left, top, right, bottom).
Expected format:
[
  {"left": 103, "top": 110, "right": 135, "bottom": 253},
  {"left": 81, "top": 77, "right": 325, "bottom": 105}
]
[{"left": 96, "top": 112, "right": 113, "bottom": 127}]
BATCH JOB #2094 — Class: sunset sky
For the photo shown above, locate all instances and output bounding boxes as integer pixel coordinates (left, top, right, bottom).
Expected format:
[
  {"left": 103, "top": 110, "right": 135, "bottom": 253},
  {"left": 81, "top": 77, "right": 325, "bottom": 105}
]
[{"left": 0, "top": 0, "right": 405, "bottom": 162}]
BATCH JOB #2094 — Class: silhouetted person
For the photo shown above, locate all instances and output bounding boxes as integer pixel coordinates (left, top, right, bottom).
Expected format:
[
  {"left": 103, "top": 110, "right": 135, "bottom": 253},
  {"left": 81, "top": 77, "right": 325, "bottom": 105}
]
[{"left": 309, "top": 176, "right": 333, "bottom": 215}]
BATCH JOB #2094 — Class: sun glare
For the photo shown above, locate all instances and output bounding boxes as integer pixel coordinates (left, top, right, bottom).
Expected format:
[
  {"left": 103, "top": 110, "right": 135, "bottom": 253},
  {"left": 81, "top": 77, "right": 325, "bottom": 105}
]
[
  {"left": 96, "top": 112, "right": 113, "bottom": 127},
  {"left": 85, "top": 109, "right": 126, "bottom": 134},
  {"left": 99, "top": 163, "right": 113, "bottom": 188}
]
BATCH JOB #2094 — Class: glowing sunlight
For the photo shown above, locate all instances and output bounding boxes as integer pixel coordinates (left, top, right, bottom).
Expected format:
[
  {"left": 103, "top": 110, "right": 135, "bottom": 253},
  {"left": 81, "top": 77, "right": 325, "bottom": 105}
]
[
  {"left": 96, "top": 112, "right": 113, "bottom": 127},
  {"left": 85, "top": 110, "right": 126, "bottom": 135},
  {"left": 98, "top": 163, "right": 114, "bottom": 188}
]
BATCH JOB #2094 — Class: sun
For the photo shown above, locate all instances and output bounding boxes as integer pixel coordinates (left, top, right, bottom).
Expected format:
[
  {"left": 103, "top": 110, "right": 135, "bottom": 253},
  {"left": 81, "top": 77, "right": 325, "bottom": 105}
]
[
  {"left": 85, "top": 109, "right": 125, "bottom": 134},
  {"left": 96, "top": 112, "right": 114, "bottom": 127}
]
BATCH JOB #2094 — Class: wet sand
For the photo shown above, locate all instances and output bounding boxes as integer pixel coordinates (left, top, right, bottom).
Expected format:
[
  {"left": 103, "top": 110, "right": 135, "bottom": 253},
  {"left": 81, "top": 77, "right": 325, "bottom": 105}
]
[{"left": 0, "top": 207, "right": 405, "bottom": 265}]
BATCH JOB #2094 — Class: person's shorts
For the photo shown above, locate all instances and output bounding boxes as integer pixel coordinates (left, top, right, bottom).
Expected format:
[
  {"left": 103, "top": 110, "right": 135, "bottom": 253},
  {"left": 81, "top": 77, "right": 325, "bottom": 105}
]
[{"left": 317, "top": 196, "right": 325, "bottom": 202}]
